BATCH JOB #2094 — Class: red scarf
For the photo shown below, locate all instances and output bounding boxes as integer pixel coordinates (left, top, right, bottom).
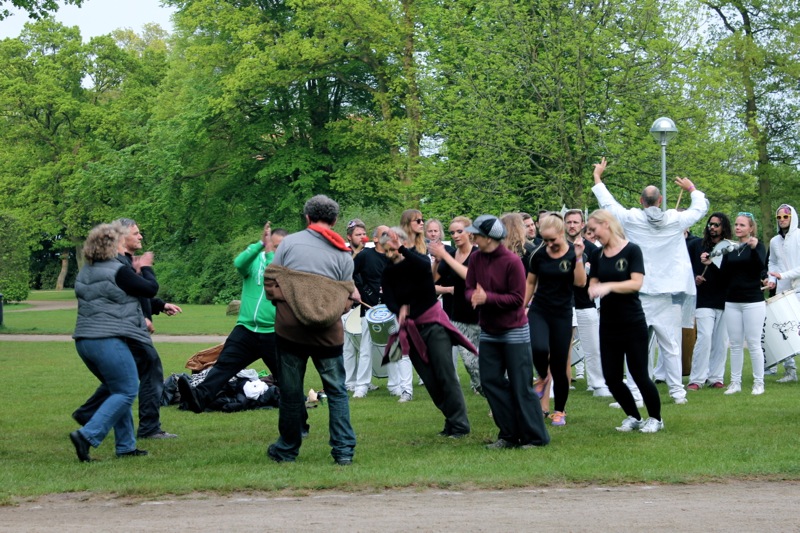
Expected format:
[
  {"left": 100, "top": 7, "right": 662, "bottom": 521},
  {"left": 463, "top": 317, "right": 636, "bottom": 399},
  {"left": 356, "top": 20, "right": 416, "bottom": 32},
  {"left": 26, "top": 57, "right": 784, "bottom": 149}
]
[{"left": 308, "top": 224, "right": 350, "bottom": 252}]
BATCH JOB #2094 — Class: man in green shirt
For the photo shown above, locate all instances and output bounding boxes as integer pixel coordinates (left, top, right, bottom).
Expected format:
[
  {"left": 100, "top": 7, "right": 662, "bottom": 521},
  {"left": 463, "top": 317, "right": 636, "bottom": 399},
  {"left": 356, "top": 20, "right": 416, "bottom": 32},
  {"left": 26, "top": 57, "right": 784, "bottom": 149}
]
[{"left": 179, "top": 222, "right": 286, "bottom": 412}]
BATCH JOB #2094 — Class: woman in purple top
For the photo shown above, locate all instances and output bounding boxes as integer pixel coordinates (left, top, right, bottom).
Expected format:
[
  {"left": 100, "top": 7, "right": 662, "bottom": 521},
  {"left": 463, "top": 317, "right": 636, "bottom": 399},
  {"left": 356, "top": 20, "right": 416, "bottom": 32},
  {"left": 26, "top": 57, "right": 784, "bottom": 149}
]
[{"left": 465, "top": 215, "right": 550, "bottom": 449}]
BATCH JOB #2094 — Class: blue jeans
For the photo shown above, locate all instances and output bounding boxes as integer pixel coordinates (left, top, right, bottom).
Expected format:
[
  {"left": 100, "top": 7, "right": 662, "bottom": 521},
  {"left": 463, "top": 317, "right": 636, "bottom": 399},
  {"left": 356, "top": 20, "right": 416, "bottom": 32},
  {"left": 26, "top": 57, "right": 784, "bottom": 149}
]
[
  {"left": 269, "top": 348, "right": 355, "bottom": 463},
  {"left": 73, "top": 338, "right": 165, "bottom": 438},
  {"left": 74, "top": 338, "right": 139, "bottom": 454}
]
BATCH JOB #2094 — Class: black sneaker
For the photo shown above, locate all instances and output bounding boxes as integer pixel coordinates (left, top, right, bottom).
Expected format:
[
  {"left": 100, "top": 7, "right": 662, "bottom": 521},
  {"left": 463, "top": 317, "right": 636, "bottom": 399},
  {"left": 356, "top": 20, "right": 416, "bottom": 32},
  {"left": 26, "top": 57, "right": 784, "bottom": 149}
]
[
  {"left": 485, "top": 438, "right": 516, "bottom": 449},
  {"left": 335, "top": 458, "right": 353, "bottom": 466},
  {"left": 117, "top": 449, "right": 148, "bottom": 458},
  {"left": 69, "top": 431, "right": 92, "bottom": 462}
]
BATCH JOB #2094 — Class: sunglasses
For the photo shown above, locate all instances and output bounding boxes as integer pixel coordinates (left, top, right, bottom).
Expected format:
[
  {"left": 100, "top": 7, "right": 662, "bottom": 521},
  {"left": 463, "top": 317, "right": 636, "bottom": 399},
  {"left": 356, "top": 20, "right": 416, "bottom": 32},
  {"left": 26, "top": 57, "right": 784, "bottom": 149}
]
[
  {"left": 776, "top": 214, "right": 791, "bottom": 220},
  {"left": 414, "top": 218, "right": 424, "bottom": 224},
  {"left": 707, "top": 222, "right": 721, "bottom": 228},
  {"left": 738, "top": 212, "right": 754, "bottom": 219},
  {"left": 449, "top": 229, "right": 464, "bottom": 236}
]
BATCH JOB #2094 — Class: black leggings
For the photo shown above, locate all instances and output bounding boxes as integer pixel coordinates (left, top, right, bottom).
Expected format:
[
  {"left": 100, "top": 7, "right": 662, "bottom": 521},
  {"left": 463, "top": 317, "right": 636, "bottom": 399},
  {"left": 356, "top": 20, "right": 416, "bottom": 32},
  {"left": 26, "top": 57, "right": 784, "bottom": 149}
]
[
  {"left": 600, "top": 318, "right": 661, "bottom": 420},
  {"left": 529, "top": 308, "right": 573, "bottom": 413}
]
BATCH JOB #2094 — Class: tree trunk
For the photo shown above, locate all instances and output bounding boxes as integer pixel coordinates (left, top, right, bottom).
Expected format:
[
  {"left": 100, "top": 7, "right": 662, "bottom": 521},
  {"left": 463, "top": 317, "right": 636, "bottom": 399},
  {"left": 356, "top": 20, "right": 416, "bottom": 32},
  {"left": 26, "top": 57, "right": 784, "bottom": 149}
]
[{"left": 55, "top": 250, "right": 70, "bottom": 290}]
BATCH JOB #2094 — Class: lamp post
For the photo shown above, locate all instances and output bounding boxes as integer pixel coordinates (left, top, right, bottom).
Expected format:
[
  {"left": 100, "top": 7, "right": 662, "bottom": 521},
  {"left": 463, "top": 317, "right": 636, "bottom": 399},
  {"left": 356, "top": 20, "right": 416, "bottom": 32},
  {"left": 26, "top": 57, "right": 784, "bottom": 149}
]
[{"left": 649, "top": 117, "right": 678, "bottom": 212}]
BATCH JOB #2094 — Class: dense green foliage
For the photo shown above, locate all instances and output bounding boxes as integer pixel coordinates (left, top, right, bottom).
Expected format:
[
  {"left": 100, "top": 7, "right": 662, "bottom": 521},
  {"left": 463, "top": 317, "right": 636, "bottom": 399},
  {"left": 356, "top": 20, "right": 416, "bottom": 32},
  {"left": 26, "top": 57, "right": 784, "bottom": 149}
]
[
  {"left": 0, "top": 213, "right": 30, "bottom": 302},
  {"left": 0, "top": 0, "right": 798, "bottom": 301}
]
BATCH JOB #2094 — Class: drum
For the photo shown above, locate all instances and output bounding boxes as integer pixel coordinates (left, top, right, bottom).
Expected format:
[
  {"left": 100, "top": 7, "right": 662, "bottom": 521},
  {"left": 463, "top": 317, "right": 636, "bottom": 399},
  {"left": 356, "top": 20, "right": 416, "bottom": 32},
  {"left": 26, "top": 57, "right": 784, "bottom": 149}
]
[
  {"left": 570, "top": 337, "right": 585, "bottom": 367},
  {"left": 365, "top": 304, "right": 398, "bottom": 347},
  {"left": 344, "top": 306, "right": 362, "bottom": 345},
  {"left": 763, "top": 290, "right": 800, "bottom": 368}
]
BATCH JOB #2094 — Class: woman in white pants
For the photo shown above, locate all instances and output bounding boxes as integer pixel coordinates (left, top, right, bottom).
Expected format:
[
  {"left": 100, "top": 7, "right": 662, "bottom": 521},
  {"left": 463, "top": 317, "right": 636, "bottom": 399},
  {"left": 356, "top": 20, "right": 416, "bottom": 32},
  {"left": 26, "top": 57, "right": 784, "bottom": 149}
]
[{"left": 703, "top": 213, "right": 767, "bottom": 395}]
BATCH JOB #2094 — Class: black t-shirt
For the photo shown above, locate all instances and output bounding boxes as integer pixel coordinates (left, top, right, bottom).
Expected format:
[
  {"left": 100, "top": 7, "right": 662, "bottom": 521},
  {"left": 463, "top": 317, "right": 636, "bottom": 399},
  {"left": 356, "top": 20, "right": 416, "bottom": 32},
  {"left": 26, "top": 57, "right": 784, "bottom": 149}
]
[
  {"left": 437, "top": 245, "right": 480, "bottom": 324},
  {"left": 687, "top": 237, "right": 726, "bottom": 310},
  {"left": 574, "top": 240, "right": 599, "bottom": 310},
  {"left": 382, "top": 246, "right": 438, "bottom": 319},
  {"left": 720, "top": 241, "right": 767, "bottom": 304},
  {"left": 528, "top": 242, "right": 578, "bottom": 317},
  {"left": 353, "top": 247, "right": 391, "bottom": 317},
  {"left": 588, "top": 242, "right": 645, "bottom": 324}
]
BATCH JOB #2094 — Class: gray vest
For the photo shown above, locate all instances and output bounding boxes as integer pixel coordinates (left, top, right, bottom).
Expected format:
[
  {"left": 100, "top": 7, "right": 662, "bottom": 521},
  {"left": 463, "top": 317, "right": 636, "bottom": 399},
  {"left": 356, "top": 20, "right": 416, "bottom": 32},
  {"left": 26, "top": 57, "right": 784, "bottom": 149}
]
[{"left": 73, "top": 260, "right": 152, "bottom": 345}]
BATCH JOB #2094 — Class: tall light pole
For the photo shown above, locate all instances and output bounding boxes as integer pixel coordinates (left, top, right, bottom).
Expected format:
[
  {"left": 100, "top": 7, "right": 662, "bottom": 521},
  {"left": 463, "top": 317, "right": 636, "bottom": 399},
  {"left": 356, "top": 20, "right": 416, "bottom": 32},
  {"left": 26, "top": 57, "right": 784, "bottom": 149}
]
[{"left": 649, "top": 117, "right": 678, "bottom": 212}]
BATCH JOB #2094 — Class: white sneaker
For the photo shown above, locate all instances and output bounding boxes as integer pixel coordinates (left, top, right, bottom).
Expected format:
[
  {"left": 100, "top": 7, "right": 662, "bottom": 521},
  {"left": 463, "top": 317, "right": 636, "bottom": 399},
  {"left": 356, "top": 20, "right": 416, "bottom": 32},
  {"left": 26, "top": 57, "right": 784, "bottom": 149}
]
[
  {"left": 616, "top": 416, "right": 642, "bottom": 432},
  {"left": 752, "top": 383, "right": 765, "bottom": 395},
  {"left": 609, "top": 400, "right": 643, "bottom": 409},
  {"left": 593, "top": 387, "right": 613, "bottom": 398},
  {"left": 639, "top": 417, "right": 664, "bottom": 433},
  {"left": 367, "top": 383, "right": 380, "bottom": 391},
  {"left": 777, "top": 370, "right": 797, "bottom": 383},
  {"left": 673, "top": 396, "right": 688, "bottom": 405},
  {"left": 352, "top": 388, "right": 367, "bottom": 399},
  {"left": 724, "top": 382, "right": 741, "bottom": 395},
  {"left": 398, "top": 391, "right": 413, "bottom": 403}
]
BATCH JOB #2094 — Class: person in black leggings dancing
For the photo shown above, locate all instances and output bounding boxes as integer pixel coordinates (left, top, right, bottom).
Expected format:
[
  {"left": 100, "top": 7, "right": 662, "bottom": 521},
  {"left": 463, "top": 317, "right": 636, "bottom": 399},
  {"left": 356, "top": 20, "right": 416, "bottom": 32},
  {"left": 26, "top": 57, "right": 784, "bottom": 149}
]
[
  {"left": 524, "top": 214, "right": 586, "bottom": 426},
  {"left": 586, "top": 209, "right": 663, "bottom": 433}
]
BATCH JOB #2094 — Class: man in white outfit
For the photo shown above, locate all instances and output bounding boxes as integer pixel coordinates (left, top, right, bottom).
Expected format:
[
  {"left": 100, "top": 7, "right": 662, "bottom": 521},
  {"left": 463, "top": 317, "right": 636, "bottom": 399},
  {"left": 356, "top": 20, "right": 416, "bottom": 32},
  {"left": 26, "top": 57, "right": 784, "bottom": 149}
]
[
  {"left": 592, "top": 157, "right": 708, "bottom": 405},
  {"left": 768, "top": 204, "right": 800, "bottom": 382}
]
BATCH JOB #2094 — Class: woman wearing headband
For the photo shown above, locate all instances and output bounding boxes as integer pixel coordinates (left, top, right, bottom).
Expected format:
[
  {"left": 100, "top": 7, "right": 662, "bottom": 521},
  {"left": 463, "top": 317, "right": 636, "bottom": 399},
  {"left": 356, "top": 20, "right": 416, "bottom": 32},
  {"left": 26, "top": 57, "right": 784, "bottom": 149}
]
[
  {"left": 703, "top": 212, "right": 767, "bottom": 395},
  {"left": 524, "top": 214, "right": 585, "bottom": 426}
]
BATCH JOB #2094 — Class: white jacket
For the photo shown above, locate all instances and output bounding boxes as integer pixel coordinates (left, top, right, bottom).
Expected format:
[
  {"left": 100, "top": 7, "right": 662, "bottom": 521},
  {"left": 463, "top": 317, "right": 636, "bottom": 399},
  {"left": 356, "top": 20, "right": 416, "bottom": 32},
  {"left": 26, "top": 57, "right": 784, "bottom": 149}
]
[
  {"left": 592, "top": 182, "right": 708, "bottom": 296},
  {"left": 772, "top": 204, "right": 800, "bottom": 292}
]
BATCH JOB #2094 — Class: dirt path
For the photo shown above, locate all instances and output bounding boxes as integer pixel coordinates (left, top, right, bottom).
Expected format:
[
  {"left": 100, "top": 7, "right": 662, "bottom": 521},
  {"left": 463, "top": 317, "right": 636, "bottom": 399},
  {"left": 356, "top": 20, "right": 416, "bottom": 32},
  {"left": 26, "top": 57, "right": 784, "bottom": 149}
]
[
  {"left": 2, "top": 481, "right": 798, "bottom": 532},
  {"left": 3, "top": 300, "right": 76, "bottom": 312}
]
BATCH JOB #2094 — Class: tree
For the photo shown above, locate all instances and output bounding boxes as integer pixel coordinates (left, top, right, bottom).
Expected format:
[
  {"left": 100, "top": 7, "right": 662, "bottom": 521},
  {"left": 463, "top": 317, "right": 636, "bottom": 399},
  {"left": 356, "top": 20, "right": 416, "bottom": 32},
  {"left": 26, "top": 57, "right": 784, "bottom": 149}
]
[
  {"left": 415, "top": 0, "right": 746, "bottom": 220},
  {"left": 0, "top": 213, "right": 31, "bottom": 302},
  {"left": 698, "top": 0, "right": 800, "bottom": 242},
  {"left": 0, "top": 0, "right": 83, "bottom": 21}
]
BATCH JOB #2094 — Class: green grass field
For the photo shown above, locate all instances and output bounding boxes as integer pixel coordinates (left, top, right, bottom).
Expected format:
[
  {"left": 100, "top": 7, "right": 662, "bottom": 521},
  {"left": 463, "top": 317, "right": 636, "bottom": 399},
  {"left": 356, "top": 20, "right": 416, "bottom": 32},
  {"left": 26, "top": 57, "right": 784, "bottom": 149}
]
[
  {"left": 1, "top": 337, "right": 799, "bottom": 504},
  {"left": 25, "top": 290, "right": 76, "bottom": 301}
]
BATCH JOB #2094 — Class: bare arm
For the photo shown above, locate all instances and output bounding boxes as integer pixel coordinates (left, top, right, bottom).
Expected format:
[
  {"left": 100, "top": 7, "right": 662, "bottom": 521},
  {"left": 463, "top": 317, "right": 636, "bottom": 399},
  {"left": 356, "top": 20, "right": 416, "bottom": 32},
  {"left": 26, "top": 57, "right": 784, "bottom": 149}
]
[
  {"left": 588, "top": 272, "right": 643, "bottom": 299},
  {"left": 524, "top": 272, "right": 537, "bottom": 308}
]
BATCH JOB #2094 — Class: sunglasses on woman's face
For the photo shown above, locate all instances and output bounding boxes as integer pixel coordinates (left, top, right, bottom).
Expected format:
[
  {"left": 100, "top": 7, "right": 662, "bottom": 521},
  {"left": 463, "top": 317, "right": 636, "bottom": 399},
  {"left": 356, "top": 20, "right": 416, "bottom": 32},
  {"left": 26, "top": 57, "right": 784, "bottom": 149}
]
[{"left": 414, "top": 218, "right": 424, "bottom": 224}]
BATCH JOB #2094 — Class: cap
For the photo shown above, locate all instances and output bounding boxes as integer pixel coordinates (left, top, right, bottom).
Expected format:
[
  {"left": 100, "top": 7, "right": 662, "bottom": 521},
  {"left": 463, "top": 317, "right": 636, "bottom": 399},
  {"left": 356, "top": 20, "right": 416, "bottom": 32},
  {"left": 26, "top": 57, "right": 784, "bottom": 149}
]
[{"left": 464, "top": 215, "right": 506, "bottom": 240}]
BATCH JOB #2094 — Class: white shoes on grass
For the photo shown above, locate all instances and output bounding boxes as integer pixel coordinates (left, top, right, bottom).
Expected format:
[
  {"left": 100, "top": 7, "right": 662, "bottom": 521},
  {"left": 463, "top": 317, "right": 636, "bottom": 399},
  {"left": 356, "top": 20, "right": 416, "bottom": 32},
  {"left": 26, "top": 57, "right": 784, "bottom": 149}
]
[{"left": 616, "top": 416, "right": 664, "bottom": 433}]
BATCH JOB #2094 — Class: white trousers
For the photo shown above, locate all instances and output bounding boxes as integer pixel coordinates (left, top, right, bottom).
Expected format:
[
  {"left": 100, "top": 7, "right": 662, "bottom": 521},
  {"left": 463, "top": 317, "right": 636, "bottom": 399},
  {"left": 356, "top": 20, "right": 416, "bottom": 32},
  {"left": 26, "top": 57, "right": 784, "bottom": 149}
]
[
  {"left": 575, "top": 307, "right": 606, "bottom": 391},
  {"left": 725, "top": 301, "right": 766, "bottom": 385},
  {"left": 342, "top": 310, "right": 359, "bottom": 390},
  {"left": 387, "top": 356, "right": 413, "bottom": 395},
  {"left": 688, "top": 308, "right": 727, "bottom": 385},
  {"left": 641, "top": 294, "right": 686, "bottom": 399}
]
